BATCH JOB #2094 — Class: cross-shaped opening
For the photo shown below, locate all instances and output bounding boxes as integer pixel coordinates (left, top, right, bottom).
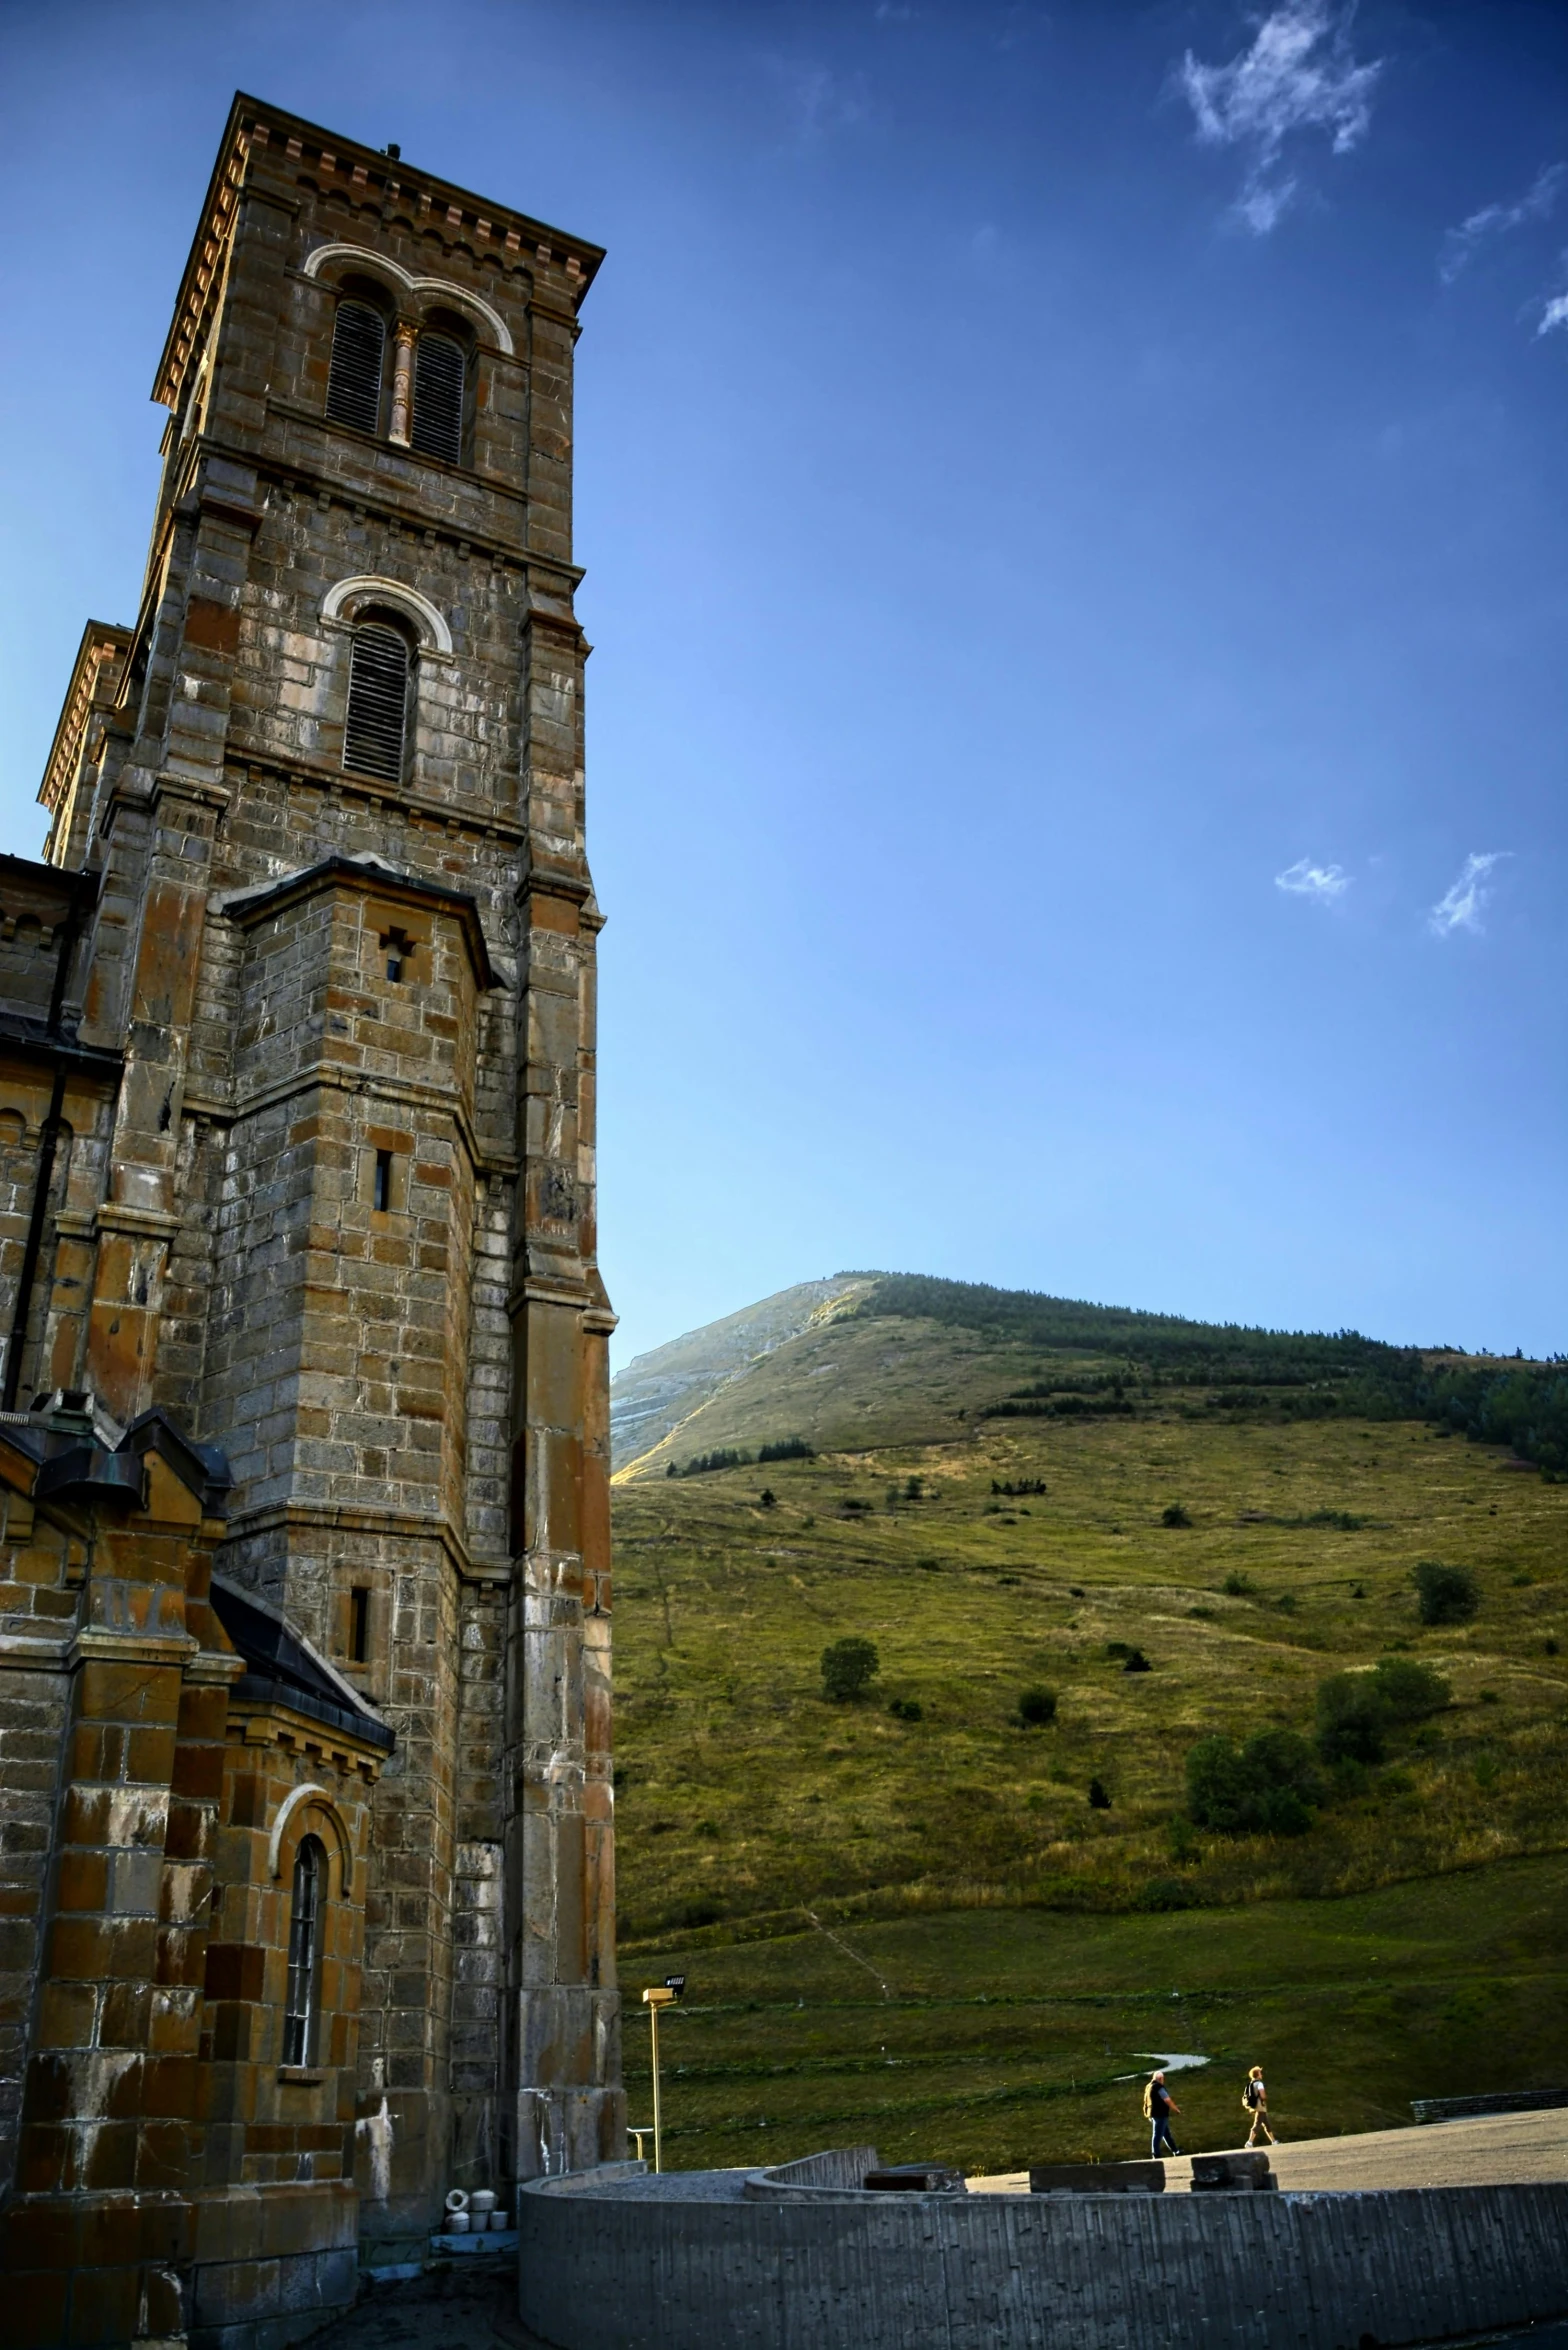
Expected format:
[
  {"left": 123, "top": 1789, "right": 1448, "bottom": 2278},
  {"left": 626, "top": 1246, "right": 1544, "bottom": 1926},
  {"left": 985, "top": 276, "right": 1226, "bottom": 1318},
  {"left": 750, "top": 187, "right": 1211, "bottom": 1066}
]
[{"left": 381, "top": 926, "right": 414, "bottom": 983}]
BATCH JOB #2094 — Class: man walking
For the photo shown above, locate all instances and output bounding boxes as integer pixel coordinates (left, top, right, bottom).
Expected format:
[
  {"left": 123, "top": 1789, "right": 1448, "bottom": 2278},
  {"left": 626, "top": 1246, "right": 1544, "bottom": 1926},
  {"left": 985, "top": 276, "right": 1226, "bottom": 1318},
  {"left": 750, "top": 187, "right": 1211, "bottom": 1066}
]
[
  {"left": 1243, "top": 2066, "right": 1276, "bottom": 2147},
  {"left": 1144, "top": 2069, "right": 1180, "bottom": 2159}
]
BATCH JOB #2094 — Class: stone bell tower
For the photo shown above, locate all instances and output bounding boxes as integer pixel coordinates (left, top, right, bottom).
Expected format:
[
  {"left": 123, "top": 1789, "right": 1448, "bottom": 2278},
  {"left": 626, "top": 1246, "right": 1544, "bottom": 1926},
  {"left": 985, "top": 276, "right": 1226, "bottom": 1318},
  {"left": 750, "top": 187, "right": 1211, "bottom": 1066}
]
[{"left": 1, "top": 92, "right": 620, "bottom": 2328}]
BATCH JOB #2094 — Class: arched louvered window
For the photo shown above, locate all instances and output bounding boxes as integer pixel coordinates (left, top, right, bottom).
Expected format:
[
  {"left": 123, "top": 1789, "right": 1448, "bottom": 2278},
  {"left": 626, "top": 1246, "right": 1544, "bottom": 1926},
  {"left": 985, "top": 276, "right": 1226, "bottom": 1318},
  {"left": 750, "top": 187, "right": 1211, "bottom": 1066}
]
[
  {"left": 326, "top": 299, "right": 386, "bottom": 434},
  {"left": 343, "top": 622, "right": 410, "bottom": 781},
  {"left": 282, "top": 1836, "right": 325, "bottom": 2067},
  {"left": 410, "top": 332, "right": 466, "bottom": 465}
]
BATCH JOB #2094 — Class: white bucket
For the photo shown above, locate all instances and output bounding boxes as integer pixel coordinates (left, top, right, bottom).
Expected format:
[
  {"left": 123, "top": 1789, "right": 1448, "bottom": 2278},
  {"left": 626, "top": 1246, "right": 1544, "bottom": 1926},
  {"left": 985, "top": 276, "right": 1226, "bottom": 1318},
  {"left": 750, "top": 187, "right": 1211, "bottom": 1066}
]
[
  {"left": 470, "top": 2189, "right": 497, "bottom": 2214},
  {"left": 446, "top": 2210, "right": 470, "bottom": 2233},
  {"left": 445, "top": 2188, "right": 469, "bottom": 2213}
]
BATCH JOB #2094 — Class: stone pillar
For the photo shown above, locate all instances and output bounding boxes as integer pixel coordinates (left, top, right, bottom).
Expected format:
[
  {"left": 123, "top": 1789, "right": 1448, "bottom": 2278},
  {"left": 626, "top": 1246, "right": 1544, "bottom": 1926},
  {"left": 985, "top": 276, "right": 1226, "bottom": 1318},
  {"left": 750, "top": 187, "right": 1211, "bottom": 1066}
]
[{"left": 389, "top": 320, "right": 417, "bottom": 446}]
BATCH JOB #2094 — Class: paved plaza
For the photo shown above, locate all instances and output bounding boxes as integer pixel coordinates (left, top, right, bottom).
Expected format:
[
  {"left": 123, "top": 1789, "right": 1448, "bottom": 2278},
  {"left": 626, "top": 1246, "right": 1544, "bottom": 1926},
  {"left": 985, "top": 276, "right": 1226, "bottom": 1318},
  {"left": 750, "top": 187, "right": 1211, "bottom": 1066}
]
[{"left": 969, "top": 2103, "right": 1568, "bottom": 2195}]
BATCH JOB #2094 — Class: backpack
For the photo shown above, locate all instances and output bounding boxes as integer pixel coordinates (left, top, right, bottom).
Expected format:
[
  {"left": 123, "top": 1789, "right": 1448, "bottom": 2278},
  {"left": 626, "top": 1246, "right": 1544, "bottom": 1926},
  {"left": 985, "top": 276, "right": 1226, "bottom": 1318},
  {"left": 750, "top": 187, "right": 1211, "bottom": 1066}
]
[
  {"left": 1141, "top": 2082, "right": 1154, "bottom": 2120},
  {"left": 1244, "top": 2079, "right": 1263, "bottom": 2109}
]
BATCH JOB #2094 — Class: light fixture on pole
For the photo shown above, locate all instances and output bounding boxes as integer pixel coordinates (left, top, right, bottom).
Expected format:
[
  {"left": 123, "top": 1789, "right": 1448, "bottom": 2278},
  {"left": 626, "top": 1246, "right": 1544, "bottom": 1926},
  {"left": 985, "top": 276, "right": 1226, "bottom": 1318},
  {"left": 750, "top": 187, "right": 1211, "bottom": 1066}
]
[{"left": 641, "top": 1976, "right": 686, "bottom": 2173}]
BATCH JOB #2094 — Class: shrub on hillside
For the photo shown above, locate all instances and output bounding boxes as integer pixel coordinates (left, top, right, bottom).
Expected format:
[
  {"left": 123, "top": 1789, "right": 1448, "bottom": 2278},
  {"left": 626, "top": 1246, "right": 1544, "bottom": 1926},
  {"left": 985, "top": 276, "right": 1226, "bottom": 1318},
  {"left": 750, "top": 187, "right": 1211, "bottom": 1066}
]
[
  {"left": 1315, "top": 1673, "right": 1388, "bottom": 1765},
  {"left": 1016, "top": 1687, "right": 1058, "bottom": 1727},
  {"left": 1371, "top": 1656, "right": 1450, "bottom": 1722},
  {"left": 821, "top": 1637, "right": 879, "bottom": 1703},
  {"left": 1185, "top": 1729, "right": 1321, "bottom": 1836},
  {"left": 1414, "top": 1561, "right": 1479, "bottom": 1625},
  {"left": 1162, "top": 1502, "right": 1192, "bottom": 1527},
  {"left": 1222, "top": 1571, "right": 1255, "bottom": 1596},
  {"left": 1087, "top": 1778, "right": 1113, "bottom": 1809},
  {"left": 1136, "top": 1876, "right": 1192, "bottom": 1912},
  {"left": 887, "top": 1695, "right": 923, "bottom": 1722}
]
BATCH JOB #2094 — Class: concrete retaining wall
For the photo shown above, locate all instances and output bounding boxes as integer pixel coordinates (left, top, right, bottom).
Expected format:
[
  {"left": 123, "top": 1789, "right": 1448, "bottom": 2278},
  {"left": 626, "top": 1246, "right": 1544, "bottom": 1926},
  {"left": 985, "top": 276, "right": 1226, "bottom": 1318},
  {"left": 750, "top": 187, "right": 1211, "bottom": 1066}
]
[{"left": 518, "top": 2165, "right": 1568, "bottom": 2350}]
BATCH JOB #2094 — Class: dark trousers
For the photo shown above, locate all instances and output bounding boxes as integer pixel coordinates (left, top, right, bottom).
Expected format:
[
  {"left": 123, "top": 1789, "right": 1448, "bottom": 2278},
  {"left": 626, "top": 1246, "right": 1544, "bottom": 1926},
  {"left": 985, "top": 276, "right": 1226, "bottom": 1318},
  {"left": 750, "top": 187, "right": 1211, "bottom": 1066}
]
[{"left": 1151, "top": 2118, "right": 1177, "bottom": 2157}]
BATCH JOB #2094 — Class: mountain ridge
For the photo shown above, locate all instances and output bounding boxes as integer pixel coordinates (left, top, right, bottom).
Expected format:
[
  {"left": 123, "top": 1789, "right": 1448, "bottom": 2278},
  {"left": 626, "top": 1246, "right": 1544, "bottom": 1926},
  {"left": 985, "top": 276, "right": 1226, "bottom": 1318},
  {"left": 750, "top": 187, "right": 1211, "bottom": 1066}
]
[{"left": 610, "top": 1271, "right": 1565, "bottom": 1482}]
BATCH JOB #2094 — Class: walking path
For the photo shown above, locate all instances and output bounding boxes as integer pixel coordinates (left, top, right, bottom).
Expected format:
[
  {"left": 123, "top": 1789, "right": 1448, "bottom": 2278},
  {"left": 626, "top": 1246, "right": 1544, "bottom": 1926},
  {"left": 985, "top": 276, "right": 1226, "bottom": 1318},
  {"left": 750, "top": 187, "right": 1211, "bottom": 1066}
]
[{"left": 968, "top": 2105, "right": 1568, "bottom": 2194}]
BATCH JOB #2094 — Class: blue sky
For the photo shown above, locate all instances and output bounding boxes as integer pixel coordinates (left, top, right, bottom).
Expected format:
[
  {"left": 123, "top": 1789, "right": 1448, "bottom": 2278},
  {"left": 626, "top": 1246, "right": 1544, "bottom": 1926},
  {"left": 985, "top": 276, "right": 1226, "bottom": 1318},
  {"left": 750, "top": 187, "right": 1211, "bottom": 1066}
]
[{"left": 2, "top": 1, "right": 1564, "bottom": 1365}]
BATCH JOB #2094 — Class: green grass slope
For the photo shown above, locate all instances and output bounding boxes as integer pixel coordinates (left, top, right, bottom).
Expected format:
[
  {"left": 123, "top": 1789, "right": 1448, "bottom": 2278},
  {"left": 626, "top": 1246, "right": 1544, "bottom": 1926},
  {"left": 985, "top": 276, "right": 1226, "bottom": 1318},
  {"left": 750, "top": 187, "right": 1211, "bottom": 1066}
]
[
  {"left": 621, "top": 1856, "right": 1568, "bottom": 2174},
  {"left": 609, "top": 1274, "right": 1568, "bottom": 2167}
]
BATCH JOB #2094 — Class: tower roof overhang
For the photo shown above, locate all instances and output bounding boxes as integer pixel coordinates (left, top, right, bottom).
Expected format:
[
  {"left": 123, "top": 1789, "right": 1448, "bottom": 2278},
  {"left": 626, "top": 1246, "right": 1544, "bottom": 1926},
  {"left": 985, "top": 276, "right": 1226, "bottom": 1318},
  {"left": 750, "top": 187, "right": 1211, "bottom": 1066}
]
[{"left": 155, "top": 90, "right": 607, "bottom": 412}]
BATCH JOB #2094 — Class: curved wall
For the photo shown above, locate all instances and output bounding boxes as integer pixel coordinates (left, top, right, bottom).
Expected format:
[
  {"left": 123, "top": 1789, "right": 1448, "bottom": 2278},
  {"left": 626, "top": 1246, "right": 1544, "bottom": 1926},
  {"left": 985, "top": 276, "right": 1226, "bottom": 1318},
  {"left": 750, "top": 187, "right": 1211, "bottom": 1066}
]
[{"left": 518, "top": 2164, "right": 1568, "bottom": 2350}]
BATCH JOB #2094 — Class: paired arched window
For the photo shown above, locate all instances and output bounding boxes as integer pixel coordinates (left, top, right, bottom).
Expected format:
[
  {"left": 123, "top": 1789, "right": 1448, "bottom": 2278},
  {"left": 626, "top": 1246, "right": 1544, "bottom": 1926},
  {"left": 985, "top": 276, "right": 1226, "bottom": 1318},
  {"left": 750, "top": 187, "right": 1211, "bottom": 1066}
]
[
  {"left": 324, "top": 290, "right": 470, "bottom": 463},
  {"left": 344, "top": 620, "right": 411, "bottom": 781},
  {"left": 283, "top": 1835, "right": 326, "bottom": 2067},
  {"left": 411, "top": 332, "right": 466, "bottom": 464},
  {"left": 326, "top": 300, "right": 386, "bottom": 434}
]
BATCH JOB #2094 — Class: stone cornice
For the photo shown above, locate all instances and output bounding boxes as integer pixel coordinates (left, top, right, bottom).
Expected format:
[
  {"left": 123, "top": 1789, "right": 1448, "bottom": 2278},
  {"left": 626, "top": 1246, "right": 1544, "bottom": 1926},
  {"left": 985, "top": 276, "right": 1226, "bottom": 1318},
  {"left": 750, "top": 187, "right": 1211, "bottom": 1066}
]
[
  {"left": 221, "top": 852, "right": 498, "bottom": 987},
  {"left": 0, "top": 1633, "right": 69, "bottom": 1672},
  {"left": 223, "top": 743, "right": 528, "bottom": 848},
  {"left": 183, "top": 1062, "right": 518, "bottom": 1183},
  {"left": 69, "top": 1628, "right": 199, "bottom": 1671},
  {"left": 158, "top": 93, "right": 604, "bottom": 411},
  {"left": 261, "top": 409, "right": 531, "bottom": 546},
  {"left": 223, "top": 1497, "right": 510, "bottom": 1586},
  {"left": 36, "top": 622, "right": 132, "bottom": 823},
  {"left": 227, "top": 1695, "right": 386, "bottom": 1776}
]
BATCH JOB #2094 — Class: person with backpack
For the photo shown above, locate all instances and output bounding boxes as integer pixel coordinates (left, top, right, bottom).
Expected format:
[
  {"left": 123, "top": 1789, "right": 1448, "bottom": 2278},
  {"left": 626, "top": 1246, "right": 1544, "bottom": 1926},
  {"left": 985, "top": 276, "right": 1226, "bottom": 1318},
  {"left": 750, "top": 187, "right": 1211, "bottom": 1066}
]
[
  {"left": 1143, "top": 2069, "right": 1180, "bottom": 2159},
  {"left": 1242, "top": 2066, "right": 1275, "bottom": 2147}
]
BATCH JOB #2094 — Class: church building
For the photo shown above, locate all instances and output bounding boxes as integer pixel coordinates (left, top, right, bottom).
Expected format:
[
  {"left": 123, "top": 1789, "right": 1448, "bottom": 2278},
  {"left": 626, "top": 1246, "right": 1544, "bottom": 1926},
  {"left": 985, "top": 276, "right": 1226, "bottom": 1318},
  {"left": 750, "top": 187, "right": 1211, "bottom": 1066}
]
[{"left": 0, "top": 94, "right": 621, "bottom": 2347}]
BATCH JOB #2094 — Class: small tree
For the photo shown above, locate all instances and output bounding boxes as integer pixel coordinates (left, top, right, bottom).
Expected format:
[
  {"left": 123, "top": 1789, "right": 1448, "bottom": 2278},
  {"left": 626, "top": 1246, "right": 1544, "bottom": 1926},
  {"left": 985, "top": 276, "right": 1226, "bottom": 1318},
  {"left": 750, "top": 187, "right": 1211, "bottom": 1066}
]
[
  {"left": 1162, "top": 1502, "right": 1192, "bottom": 1528},
  {"left": 1017, "top": 1687, "right": 1057, "bottom": 1727},
  {"left": 758, "top": 1488, "right": 777, "bottom": 1510},
  {"left": 1414, "top": 1561, "right": 1479, "bottom": 1626},
  {"left": 1186, "top": 1729, "right": 1320, "bottom": 1835},
  {"left": 821, "top": 1637, "right": 879, "bottom": 1703},
  {"left": 1315, "top": 1672, "right": 1387, "bottom": 1765},
  {"left": 1371, "top": 1656, "right": 1449, "bottom": 1722},
  {"left": 1087, "top": 1778, "right": 1113, "bottom": 1809}
]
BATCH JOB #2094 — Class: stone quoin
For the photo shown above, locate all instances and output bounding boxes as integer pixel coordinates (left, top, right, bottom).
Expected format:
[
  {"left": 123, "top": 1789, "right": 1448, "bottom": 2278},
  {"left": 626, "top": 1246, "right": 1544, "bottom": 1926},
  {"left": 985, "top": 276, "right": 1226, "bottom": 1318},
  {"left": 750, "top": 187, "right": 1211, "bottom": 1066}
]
[{"left": 0, "top": 93, "right": 620, "bottom": 2349}]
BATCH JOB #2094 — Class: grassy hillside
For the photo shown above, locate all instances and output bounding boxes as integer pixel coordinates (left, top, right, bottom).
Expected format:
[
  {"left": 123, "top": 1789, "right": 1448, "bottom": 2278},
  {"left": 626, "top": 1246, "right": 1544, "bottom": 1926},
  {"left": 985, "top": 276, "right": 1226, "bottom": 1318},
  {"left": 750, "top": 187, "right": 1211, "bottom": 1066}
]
[
  {"left": 620, "top": 1855, "right": 1568, "bottom": 2174},
  {"left": 609, "top": 1277, "right": 872, "bottom": 1465},
  {"left": 608, "top": 1275, "right": 1567, "bottom": 2167}
]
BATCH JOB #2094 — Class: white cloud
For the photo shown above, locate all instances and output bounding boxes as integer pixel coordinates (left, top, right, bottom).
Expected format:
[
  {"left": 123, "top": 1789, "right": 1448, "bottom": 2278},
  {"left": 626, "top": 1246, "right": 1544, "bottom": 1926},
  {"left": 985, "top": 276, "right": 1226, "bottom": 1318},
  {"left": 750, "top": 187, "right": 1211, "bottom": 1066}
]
[
  {"left": 764, "top": 58, "right": 868, "bottom": 142},
  {"left": 1177, "top": 2, "right": 1383, "bottom": 236},
  {"left": 1537, "top": 289, "right": 1568, "bottom": 339},
  {"left": 1275, "top": 857, "right": 1351, "bottom": 903},
  {"left": 1440, "top": 164, "right": 1564, "bottom": 285},
  {"left": 1428, "top": 851, "right": 1510, "bottom": 938}
]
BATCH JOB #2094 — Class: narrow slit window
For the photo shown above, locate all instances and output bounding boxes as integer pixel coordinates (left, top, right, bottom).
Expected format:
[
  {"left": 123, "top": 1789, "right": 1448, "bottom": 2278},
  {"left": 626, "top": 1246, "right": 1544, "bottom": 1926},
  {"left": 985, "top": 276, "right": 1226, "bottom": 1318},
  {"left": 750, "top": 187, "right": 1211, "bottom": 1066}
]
[
  {"left": 325, "top": 300, "right": 386, "bottom": 434},
  {"left": 373, "top": 1150, "right": 392, "bottom": 1212},
  {"left": 343, "top": 623, "right": 409, "bottom": 782},
  {"left": 349, "top": 1587, "right": 370, "bottom": 1663},
  {"left": 282, "top": 1836, "right": 325, "bottom": 2067},
  {"left": 410, "top": 332, "right": 466, "bottom": 464},
  {"left": 383, "top": 929, "right": 411, "bottom": 983}
]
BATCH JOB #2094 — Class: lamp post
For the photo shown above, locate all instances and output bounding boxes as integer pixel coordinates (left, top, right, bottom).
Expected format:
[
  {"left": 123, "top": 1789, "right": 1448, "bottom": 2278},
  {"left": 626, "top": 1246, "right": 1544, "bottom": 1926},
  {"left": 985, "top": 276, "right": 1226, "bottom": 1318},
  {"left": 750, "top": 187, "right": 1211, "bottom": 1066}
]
[{"left": 641, "top": 1975, "right": 686, "bottom": 2173}]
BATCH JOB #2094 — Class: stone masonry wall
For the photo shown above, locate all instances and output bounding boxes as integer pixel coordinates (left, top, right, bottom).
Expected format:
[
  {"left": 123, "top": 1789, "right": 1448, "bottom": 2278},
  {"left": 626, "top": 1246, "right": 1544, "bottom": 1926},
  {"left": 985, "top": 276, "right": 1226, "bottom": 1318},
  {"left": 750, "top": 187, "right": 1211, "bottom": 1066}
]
[{"left": 8, "top": 95, "right": 623, "bottom": 2283}]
